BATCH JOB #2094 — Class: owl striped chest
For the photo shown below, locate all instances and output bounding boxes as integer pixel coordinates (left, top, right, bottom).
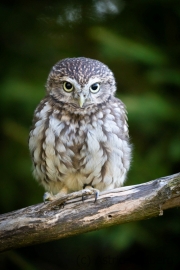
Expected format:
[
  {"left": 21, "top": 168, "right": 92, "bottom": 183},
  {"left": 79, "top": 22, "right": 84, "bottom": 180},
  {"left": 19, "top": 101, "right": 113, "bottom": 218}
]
[
  {"left": 49, "top": 109, "right": 89, "bottom": 152},
  {"left": 30, "top": 98, "right": 127, "bottom": 172},
  {"left": 32, "top": 101, "right": 106, "bottom": 161}
]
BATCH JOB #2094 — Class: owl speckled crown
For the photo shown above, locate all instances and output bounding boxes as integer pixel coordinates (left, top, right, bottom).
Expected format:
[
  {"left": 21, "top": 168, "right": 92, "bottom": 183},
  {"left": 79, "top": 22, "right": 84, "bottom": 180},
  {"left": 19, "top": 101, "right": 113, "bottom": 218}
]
[{"left": 46, "top": 57, "right": 116, "bottom": 91}]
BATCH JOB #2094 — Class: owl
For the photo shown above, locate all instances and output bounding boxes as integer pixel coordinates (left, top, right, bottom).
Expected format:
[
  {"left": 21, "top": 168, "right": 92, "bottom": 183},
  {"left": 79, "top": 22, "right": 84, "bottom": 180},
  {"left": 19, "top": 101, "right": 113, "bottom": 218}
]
[{"left": 29, "top": 57, "right": 131, "bottom": 202}]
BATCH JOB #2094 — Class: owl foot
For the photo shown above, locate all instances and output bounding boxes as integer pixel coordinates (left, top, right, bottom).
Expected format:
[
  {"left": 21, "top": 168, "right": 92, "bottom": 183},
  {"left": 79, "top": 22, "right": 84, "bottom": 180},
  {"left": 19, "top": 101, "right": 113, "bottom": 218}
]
[
  {"left": 43, "top": 192, "right": 55, "bottom": 203},
  {"left": 43, "top": 186, "right": 69, "bottom": 204},
  {"left": 82, "top": 185, "right": 99, "bottom": 202},
  {"left": 43, "top": 192, "right": 66, "bottom": 208},
  {"left": 43, "top": 187, "right": 99, "bottom": 207}
]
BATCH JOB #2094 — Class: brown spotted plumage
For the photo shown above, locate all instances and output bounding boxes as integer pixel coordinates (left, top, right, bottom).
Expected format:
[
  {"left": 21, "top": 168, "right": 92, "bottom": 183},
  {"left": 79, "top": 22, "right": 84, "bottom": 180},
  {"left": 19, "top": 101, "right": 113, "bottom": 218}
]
[{"left": 29, "top": 57, "right": 131, "bottom": 201}]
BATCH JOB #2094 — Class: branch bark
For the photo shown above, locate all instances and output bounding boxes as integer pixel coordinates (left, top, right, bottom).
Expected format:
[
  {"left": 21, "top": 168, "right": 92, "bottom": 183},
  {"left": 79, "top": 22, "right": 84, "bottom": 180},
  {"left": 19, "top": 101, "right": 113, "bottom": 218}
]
[{"left": 0, "top": 173, "right": 180, "bottom": 252}]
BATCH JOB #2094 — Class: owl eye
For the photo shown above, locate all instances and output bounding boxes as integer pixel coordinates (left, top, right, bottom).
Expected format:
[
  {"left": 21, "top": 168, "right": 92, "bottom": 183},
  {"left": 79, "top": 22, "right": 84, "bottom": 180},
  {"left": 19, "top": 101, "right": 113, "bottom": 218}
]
[
  {"left": 63, "top": 82, "right": 73, "bottom": 92},
  {"left": 90, "top": 83, "right": 100, "bottom": 93}
]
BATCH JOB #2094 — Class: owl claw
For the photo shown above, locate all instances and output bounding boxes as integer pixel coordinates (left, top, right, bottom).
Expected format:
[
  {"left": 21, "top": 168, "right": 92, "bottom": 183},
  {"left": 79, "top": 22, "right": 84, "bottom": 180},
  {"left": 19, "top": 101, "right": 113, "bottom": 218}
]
[
  {"left": 82, "top": 186, "right": 99, "bottom": 203},
  {"left": 94, "top": 189, "right": 99, "bottom": 202}
]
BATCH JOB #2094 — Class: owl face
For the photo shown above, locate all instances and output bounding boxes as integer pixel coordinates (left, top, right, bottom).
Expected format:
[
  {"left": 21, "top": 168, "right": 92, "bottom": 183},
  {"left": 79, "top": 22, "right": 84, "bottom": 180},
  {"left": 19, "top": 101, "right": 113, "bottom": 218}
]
[{"left": 46, "top": 57, "right": 116, "bottom": 109}]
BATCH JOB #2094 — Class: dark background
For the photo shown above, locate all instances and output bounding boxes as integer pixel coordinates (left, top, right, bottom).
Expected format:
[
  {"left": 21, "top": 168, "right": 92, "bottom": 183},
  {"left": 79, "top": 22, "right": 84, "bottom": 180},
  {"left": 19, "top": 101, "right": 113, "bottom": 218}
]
[{"left": 0, "top": 0, "right": 180, "bottom": 269}]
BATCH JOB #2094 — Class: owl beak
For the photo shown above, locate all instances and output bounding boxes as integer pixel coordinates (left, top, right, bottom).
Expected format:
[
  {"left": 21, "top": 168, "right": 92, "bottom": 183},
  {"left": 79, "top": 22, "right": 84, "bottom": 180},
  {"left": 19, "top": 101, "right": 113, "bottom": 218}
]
[{"left": 78, "top": 93, "right": 85, "bottom": 108}]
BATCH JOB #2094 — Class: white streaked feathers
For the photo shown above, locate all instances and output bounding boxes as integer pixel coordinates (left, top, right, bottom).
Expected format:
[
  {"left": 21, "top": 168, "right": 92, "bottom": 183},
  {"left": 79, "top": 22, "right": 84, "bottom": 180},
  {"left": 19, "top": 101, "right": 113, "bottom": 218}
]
[{"left": 29, "top": 99, "right": 131, "bottom": 194}]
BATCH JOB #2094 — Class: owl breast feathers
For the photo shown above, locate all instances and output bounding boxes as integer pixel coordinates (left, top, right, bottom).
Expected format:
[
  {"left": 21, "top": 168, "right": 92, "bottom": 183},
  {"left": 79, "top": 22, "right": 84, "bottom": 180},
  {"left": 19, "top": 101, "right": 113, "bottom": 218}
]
[{"left": 29, "top": 57, "right": 131, "bottom": 197}]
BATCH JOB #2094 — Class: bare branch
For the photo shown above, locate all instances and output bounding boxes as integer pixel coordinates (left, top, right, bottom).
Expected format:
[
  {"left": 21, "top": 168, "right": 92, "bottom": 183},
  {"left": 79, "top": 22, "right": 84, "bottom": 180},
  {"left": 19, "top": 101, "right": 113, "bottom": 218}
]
[{"left": 0, "top": 173, "right": 180, "bottom": 252}]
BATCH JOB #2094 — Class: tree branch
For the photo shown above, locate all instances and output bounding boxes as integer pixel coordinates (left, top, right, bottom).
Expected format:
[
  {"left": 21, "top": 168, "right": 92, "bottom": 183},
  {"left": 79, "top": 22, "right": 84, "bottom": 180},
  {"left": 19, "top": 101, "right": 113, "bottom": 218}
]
[{"left": 0, "top": 173, "right": 180, "bottom": 252}]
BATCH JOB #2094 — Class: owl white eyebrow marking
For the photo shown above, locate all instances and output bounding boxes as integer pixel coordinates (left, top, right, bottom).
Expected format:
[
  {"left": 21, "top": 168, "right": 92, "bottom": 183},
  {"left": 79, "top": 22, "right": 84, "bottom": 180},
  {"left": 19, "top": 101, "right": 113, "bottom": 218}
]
[{"left": 85, "top": 77, "right": 102, "bottom": 89}]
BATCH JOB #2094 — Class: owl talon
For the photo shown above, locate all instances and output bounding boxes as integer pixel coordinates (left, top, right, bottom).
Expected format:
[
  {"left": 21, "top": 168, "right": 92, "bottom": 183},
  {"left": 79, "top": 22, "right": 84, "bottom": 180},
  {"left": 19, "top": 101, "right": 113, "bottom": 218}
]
[
  {"left": 82, "top": 186, "right": 99, "bottom": 203},
  {"left": 94, "top": 189, "right": 99, "bottom": 203}
]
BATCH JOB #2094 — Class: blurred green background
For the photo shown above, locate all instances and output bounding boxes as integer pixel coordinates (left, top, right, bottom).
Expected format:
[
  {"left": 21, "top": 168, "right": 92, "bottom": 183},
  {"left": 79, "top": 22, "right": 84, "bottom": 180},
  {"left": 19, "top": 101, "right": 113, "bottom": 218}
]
[{"left": 0, "top": 0, "right": 180, "bottom": 269}]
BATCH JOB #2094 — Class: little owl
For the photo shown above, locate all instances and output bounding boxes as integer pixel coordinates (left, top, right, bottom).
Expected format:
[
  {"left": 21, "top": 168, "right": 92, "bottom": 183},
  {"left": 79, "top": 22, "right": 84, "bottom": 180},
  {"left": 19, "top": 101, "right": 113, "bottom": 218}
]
[{"left": 29, "top": 57, "right": 131, "bottom": 202}]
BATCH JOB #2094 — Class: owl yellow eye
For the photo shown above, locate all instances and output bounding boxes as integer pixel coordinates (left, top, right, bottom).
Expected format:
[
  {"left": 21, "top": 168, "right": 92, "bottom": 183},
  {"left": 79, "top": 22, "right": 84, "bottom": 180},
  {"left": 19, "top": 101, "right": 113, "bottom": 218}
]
[
  {"left": 63, "top": 82, "right": 73, "bottom": 92},
  {"left": 90, "top": 83, "right": 100, "bottom": 93}
]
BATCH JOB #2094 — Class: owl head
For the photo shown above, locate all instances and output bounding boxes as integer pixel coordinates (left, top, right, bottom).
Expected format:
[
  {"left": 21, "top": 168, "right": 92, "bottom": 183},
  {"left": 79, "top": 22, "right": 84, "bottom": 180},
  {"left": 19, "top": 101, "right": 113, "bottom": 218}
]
[{"left": 46, "top": 57, "right": 116, "bottom": 109}]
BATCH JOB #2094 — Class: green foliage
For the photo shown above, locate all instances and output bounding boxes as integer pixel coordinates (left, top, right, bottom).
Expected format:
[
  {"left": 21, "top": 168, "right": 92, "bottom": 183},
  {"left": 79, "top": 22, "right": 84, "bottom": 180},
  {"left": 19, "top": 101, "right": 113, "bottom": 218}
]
[
  {"left": 89, "top": 27, "right": 167, "bottom": 65},
  {"left": 0, "top": 0, "right": 180, "bottom": 269}
]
